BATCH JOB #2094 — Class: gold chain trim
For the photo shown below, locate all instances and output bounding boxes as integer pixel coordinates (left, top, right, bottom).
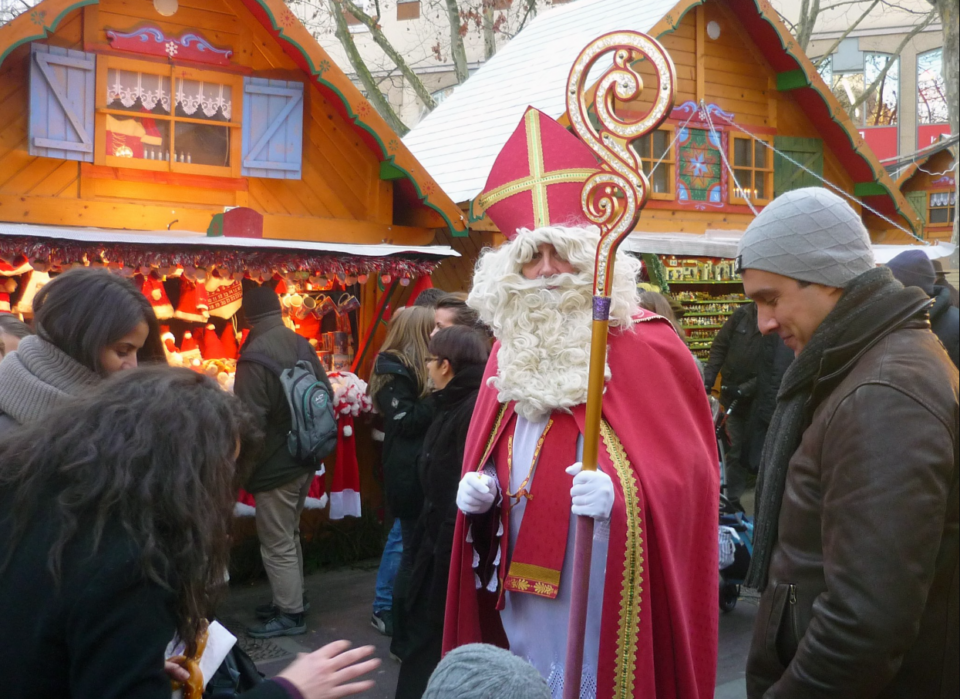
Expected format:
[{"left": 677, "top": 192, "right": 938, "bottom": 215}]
[{"left": 600, "top": 419, "right": 643, "bottom": 699}]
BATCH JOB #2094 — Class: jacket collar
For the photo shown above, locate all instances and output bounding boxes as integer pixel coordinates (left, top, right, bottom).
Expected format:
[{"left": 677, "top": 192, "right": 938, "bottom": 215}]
[
  {"left": 244, "top": 313, "right": 284, "bottom": 347},
  {"left": 811, "top": 287, "right": 931, "bottom": 408},
  {"left": 434, "top": 363, "right": 485, "bottom": 407}
]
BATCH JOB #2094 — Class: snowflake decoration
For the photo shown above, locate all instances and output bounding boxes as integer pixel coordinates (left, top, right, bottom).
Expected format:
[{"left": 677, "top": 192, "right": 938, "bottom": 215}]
[
  {"left": 387, "top": 139, "right": 399, "bottom": 153},
  {"left": 317, "top": 60, "right": 331, "bottom": 77},
  {"left": 165, "top": 41, "right": 178, "bottom": 58},
  {"left": 30, "top": 10, "right": 47, "bottom": 26},
  {"left": 422, "top": 182, "right": 436, "bottom": 197},
  {"left": 357, "top": 102, "right": 371, "bottom": 119}
]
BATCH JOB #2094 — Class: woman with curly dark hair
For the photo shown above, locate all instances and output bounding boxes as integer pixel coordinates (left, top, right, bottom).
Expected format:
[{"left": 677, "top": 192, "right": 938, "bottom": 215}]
[
  {"left": 0, "top": 268, "right": 166, "bottom": 436},
  {"left": 0, "top": 366, "right": 379, "bottom": 699}
]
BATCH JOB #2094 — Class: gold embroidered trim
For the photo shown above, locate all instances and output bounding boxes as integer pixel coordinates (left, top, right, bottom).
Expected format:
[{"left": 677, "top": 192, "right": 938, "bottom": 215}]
[
  {"left": 478, "top": 168, "right": 597, "bottom": 210},
  {"left": 505, "top": 575, "right": 559, "bottom": 598},
  {"left": 525, "top": 110, "right": 549, "bottom": 228},
  {"left": 600, "top": 419, "right": 643, "bottom": 699},
  {"left": 506, "top": 561, "right": 562, "bottom": 585},
  {"left": 476, "top": 403, "right": 509, "bottom": 472}
]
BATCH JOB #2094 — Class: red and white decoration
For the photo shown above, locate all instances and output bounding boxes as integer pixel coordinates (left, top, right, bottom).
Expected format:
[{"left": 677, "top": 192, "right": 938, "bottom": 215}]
[{"left": 327, "top": 371, "right": 373, "bottom": 520}]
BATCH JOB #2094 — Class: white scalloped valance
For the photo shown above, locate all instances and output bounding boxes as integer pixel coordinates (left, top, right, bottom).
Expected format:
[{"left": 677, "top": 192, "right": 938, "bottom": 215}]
[
  {"left": 106, "top": 69, "right": 232, "bottom": 120},
  {"left": 930, "top": 191, "right": 955, "bottom": 208}
]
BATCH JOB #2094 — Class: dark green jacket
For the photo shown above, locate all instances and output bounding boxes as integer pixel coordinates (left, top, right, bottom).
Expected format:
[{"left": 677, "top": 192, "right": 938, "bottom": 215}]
[{"left": 235, "top": 314, "right": 331, "bottom": 493}]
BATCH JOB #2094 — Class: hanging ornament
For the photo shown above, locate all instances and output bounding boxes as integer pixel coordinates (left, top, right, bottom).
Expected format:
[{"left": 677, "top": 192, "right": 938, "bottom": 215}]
[
  {"left": 380, "top": 274, "right": 392, "bottom": 285},
  {"left": 399, "top": 277, "right": 411, "bottom": 287},
  {"left": 357, "top": 274, "right": 369, "bottom": 285}
]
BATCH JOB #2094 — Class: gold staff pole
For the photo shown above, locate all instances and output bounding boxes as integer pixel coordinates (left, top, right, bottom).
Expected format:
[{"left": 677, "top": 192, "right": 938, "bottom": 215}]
[{"left": 562, "top": 32, "right": 675, "bottom": 699}]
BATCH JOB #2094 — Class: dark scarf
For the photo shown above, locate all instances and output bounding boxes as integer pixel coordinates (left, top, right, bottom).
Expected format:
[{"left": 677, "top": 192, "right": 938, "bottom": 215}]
[{"left": 745, "top": 267, "right": 913, "bottom": 591}]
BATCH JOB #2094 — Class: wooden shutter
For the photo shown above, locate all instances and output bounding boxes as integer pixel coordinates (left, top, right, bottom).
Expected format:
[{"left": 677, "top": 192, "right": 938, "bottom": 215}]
[
  {"left": 241, "top": 78, "right": 304, "bottom": 179},
  {"left": 905, "top": 190, "right": 927, "bottom": 232},
  {"left": 28, "top": 44, "right": 95, "bottom": 162},
  {"left": 774, "top": 136, "right": 823, "bottom": 197}
]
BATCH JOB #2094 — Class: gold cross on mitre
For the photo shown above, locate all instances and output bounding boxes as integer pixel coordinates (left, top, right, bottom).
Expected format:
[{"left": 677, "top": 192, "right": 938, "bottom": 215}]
[{"left": 477, "top": 109, "right": 597, "bottom": 228}]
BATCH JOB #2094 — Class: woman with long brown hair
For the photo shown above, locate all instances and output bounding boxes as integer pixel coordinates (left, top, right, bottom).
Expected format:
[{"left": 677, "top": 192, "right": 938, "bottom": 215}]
[
  {"left": 367, "top": 306, "right": 436, "bottom": 654},
  {"left": 0, "top": 366, "right": 379, "bottom": 699}
]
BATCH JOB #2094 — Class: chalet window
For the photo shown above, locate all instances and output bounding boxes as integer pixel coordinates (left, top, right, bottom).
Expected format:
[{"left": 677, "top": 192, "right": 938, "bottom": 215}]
[
  {"left": 730, "top": 135, "right": 772, "bottom": 205},
  {"left": 929, "top": 191, "right": 956, "bottom": 225},
  {"left": 95, "top": 56, "right": 243, "bottom": 177},
  {"left": 632, "top": 126, "right": 674, "bottom": 199},
  {"left": 820, "top": 53, "right": 899, "bottom": 127},
  {"left": 917, "top": 49, "right": 948, "bottom": 126},
  {"left": 397, "top": 0, "right": 420, "bottom": 21}
]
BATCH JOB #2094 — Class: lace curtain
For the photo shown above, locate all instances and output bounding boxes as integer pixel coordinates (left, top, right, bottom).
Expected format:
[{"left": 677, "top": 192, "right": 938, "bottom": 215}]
[
  {"left": 107, "top": 69, "right": 232, "bottom": 120},
  {"left": 930, "top": 191, "right": 955, "bottom": 208}
]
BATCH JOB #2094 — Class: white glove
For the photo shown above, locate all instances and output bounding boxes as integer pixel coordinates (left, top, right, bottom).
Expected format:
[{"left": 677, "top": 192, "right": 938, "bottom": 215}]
[
  {"left": 567, "top": 462, "right": 614, "bottom": 520},
  {"left": 457, "top": 472, "right": 498, "bottom": 515}
]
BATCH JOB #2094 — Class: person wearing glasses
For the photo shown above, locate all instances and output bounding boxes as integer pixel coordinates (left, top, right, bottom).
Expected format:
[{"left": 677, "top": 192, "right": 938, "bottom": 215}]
[{"left": 395, "top": 325, "right": 490, "bottom": 699}]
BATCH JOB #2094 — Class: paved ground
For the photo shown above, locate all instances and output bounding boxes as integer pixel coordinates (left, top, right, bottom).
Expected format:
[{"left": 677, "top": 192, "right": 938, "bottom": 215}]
[{"left": 217, "top": 561, "right": 757, "bottom": 698}]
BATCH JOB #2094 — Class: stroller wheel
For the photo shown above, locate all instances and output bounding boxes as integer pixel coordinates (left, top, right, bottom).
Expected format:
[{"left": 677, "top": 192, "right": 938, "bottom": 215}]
[{"left": 720, "top": 583, "right": 739, "bottom": 613}]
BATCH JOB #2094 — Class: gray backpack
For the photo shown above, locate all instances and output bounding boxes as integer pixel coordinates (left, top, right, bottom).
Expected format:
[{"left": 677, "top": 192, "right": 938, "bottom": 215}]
[{"left": 239, "top": 339, "right": 337, "bottom": 463}]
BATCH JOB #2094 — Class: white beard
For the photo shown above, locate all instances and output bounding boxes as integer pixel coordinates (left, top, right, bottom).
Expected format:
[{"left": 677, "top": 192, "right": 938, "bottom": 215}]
[
  {"left": 468, "top": 226, "right": 640, "bottom": 422},
  {"left": 483, "top": 273, "right": 608, "bottom": 422}
]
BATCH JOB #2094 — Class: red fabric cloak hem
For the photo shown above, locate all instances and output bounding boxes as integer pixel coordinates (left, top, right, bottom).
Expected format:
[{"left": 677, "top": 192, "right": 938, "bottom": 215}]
[{"left": 442, "top": 311, "right": 720, "bottom": 699}]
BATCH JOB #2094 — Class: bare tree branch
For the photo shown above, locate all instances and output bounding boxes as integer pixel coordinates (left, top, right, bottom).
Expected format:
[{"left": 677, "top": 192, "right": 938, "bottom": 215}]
[
  {"left": 443, "top": 0, "right": 469, "bottom": 83},
  {"left": 850, "top": 8, "right": 936, "bottom": 110},
  {"left": 482, "top": 0, "right": 496, "bottom": 61},
  {"left": 327, "top": 0, "right": 410, "bottom": 135},
  {"left": 796, "top": 0, "right": 822, "bottom": 52},
  {"left": 815, "top": 0, "right": 881, "bottom": 68},
  {"left": 337, "top": 0, "right": 438, "bottom": 110}
]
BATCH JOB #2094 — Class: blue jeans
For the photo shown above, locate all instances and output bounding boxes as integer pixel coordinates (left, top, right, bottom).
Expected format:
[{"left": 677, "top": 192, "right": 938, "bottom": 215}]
[{"left": 373, "top": 518, "right": 403, "bottom": 613}]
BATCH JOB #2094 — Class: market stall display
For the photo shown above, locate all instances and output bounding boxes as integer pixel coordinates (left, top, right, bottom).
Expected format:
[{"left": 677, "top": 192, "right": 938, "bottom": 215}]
[{"left": 658, "top": 254, "right": 747, "bottom": 360}]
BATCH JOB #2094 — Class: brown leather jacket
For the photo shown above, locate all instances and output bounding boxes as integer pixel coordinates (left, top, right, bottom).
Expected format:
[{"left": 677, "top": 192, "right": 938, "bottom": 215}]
[{"left": 746, "top": 294, "right": 960, "bottom": 698}]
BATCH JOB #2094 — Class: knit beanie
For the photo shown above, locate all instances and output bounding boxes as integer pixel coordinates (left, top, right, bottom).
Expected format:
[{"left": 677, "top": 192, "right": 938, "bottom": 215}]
[
  {"left": 737, "top": 187, "right": 875, "bottom": 287},
  {"left": 885, "top": 249, "right": 935, "bottom": 295},
  {"left": 423, "top": 644, "right": 551, "bottom": 699},
  {"left": 242, "top": 285, "right": 281, "bottom": 320}
]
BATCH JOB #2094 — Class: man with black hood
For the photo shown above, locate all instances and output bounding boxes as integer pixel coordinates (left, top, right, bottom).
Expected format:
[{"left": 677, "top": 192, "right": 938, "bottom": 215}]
[{"left": 887, "top": 249, "right": 959, "bottom": 367}]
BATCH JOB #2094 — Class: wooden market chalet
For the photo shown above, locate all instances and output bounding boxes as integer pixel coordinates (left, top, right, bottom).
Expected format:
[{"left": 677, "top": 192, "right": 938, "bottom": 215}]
[
  {"left": 0, "top": 0, "right": 470, "bottom": 375},
  {"left": 405, "top": 0, "right": 950, "bottom": 358},
  {"left": 894, "top": 138, "right": 957, "bottom": 245}
]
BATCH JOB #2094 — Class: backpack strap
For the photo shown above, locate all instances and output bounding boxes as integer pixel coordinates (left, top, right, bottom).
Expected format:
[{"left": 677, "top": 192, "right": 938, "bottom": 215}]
[{"left": 237, "top": 351, "right": 285, "bottom": 377}]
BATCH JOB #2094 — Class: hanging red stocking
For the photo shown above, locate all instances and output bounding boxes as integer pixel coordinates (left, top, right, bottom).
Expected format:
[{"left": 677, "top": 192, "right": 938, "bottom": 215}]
[{"left": 328, "top": 415, "right": 360, "bottom": 520}]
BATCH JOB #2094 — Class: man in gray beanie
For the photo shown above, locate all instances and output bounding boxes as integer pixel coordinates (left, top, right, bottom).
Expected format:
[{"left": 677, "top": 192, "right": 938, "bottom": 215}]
[
  {"left": 423, "top": 644, "right": 550, "bottom": 699},
  {"left": 738, "top": 187, "right": 958, "bottom": 699}
]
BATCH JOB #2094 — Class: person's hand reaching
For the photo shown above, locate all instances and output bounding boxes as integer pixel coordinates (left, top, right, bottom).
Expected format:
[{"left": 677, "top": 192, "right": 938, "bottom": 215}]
[{"left": 276, "top": 641, "right": 380, "bottom": 699}]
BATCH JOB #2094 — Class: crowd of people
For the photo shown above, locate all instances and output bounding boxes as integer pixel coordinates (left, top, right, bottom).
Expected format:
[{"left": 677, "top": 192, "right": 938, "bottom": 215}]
[{"left": 0, "top": 182, "right": 958, "bottom": 699}]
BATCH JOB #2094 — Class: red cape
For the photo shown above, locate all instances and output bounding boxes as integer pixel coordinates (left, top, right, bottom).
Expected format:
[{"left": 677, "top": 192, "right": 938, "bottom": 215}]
[{"left": 443, "top": 312, "right": 719, "bottom": 699}]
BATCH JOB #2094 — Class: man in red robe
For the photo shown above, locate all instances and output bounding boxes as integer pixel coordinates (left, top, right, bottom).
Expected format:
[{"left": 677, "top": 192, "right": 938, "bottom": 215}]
[{"left": 442, "top": 109, "right": 719, "bottom": 699}]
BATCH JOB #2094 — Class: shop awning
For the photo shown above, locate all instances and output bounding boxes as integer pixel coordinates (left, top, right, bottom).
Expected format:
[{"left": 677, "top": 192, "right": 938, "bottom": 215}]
[
  {"left": 622, "top": 230, "right": 957, "bottom": 265},
  {"left": 0, "top": 223, "right": 458, "bottom": 278}
]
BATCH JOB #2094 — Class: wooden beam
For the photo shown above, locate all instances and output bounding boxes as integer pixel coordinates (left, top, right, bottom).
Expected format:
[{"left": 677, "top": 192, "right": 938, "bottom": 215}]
[
  {"left": 0, "top": 194, "right": 436, "bottom": 245},
  {"left": 853, "top": 182, "right": 889, "bottom": 196},
  {"left": 261, "top": 214, "right": 435, "bottom": 245},
  {"left": 80, "top": 163, "right": 249, "bottom": 191},
  {"left": 776, "top": 71, "right": 808, "bottom": 92},
  {"left": 379, "top": 161, "right": 406, "bottom": 180},
  {"left": 695, "top": 5, "right": 705, "bottom": 105}
]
